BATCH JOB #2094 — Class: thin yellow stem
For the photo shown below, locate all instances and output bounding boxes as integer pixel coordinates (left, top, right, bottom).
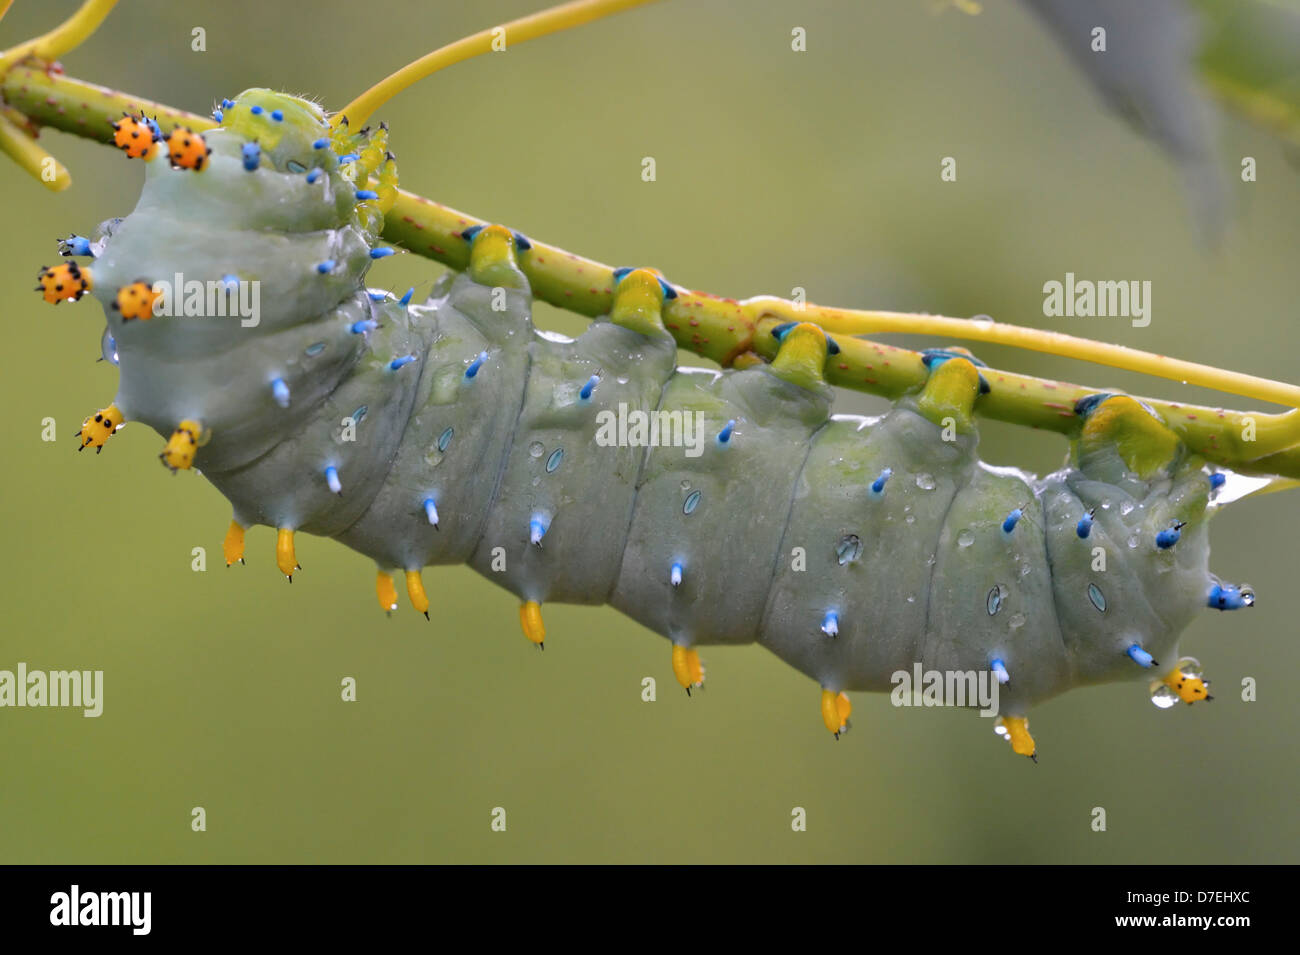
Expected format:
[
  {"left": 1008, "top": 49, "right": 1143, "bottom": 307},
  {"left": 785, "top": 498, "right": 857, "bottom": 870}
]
[
  {"left": 0, "top": 111, "right": 69, "bottom": 190},
  {"left": 764, "top": 302, "right": 1300, "bottom": 410},
  {"left": 0, "top": 1, "right": 15, "bottom": 28},
  {"left": 0, "top": 0, "right": 118, "bottom": 74},
  {"left": 332, "top": 0, "right": 661, "bottom": 128}
]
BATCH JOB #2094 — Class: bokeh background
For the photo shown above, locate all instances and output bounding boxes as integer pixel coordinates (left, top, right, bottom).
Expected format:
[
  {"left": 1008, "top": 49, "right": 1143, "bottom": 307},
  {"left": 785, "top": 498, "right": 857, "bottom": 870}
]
[{"left": 1, "top": 0, "right": 1297, "bottom": 863}]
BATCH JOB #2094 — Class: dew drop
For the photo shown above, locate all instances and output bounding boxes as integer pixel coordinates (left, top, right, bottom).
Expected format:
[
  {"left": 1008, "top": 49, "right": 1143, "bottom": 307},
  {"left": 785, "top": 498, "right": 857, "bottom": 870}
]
[
  {"left": 546, "top": 448, "right": 564, "bottom": 473},
  {"left": 906, "top": 594, "right": 917, "bottom": 604},
  {"left": 100, "top": 327, "right": 118, "bottom": 365},
  {"left": 1126, "top": 535, "right": 1138, "bottom": 549},
  {"left": 970, "top": 314, "right": 994, "bottom": 327},
  {"left": 1008, "top": 612, "right": 1026, "bottom": 631},
  {"left": 684, "top": 489, "right": 701, "bottom": 515},
  {"left": 1149, "top": 685, "right": 1180, "bottom": 709},
  {"left": 905, "top": 514, "right": 916, "bottom": 524},
  {"left": 986, "top": 584, "right": 1007, "bottom": 616},
  {"left": 915, "top": 472, "right": 936, "bottom": 490},
  {"left": 1088, "top": 583, "right": 1106, "bottom": 612},
  {"left": 957, "top": 529, "right": 975, "bottom": 548},
  {"left": 1119, "top": 500, "right": 1135, "bottom": 516},
  {"left": 836, "top": 534, "right": 862, "bottom": 566},
  {"left": 438, "top": 427, "right": 454, "bottom": 452},
  {"left": 528, "top": 441, "right": 544, "bottom": 458},
  {"left": 680, "top": 480, "right": 692, "bottom": 491}
]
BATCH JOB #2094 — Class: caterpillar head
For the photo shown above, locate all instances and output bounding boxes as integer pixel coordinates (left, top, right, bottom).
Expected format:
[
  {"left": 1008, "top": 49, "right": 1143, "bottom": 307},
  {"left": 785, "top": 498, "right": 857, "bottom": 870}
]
[{"left": 218, "top": 90, "right": 331, "bottom": 166}]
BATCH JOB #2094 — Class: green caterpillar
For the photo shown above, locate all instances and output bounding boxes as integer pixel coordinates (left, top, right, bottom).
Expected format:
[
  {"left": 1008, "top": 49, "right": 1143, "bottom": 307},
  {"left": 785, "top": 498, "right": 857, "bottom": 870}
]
[{"left": 36, "top": 86, "right": 1252, "bottom": 759}]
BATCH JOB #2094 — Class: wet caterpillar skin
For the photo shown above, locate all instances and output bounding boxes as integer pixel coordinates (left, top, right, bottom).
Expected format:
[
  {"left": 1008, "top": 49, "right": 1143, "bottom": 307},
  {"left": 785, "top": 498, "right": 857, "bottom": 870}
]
[{"left": 50, "top": 90, "right": 1241, "bottom": 758}]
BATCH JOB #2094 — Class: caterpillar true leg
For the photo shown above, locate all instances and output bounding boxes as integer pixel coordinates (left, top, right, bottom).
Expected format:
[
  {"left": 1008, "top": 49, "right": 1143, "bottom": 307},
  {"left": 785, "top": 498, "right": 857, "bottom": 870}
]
[{"left": 75, "top": 403, "right": 123, "bottom": 453}]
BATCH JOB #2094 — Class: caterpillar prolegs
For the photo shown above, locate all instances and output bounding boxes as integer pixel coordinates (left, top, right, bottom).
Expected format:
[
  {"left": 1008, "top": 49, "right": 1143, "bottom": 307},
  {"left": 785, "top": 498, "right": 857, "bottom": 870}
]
[{"left": 38, "top": 90, "right": 1250, "bottom": 760}]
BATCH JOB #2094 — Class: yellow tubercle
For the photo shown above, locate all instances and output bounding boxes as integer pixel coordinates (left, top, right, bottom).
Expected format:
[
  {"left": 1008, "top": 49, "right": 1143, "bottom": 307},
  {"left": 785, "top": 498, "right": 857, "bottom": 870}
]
[
  {"left": 917, "top": 356, "right": 983, "bottom": 432},
  {"left": 1000, "top": 716, "right": 1037, "bottom": 761},
  {"left": 222, "top": 520, "right": 245, "bottom": 567},
  {"left": 520, "top": 600, "right": 545, "bottom": 648},
  {"left": 466, "top": 224, "right": 528, "bottom": 290},
  {"left": 671, "top": 644, "right": 704, "bottom": 693},
  {"left": 376, "top": 570, "right": 398, "bottom": 613},
  {"left": 275, "top": 528, "right": 299, "bottom": 581},
  {"left": 1162, "top": 668, "right": 1212, "bottom": 704},
  {"left": 158, "top": 419, "right": 202, "bottom": 472},
  {"left": 405, "top": 569, "right": 430, "bottom": 619},
  {"left": 610, "top": 268, "right": 670, "bottom": 338},
  {"left": 75, "top": 403, "right": 122, "bottom": 452},
  {"left": 820, "top": 688, "right": 849, "bottom": 737},
  {"left": 1078, "top": 395, "right": 1181, "bottom": 480},
  {"left": 769, "top": 322, "right": 833, "bottom": 391}
]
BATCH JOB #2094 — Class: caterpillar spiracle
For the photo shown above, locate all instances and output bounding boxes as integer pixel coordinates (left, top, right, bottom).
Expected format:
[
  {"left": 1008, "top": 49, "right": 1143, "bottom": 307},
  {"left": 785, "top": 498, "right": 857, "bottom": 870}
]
[{"left": 20, "top": 0, "right": 1286, "bottom": 768}]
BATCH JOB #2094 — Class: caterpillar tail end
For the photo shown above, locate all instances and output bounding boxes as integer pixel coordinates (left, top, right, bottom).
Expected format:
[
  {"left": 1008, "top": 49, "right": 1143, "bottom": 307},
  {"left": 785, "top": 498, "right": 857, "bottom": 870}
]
[
  {"left": 520, "top": 600, "right": 545, "bottom": 650},
  {"left": 75, "top": 404, "right": 123, "bottom": 453},
  {"left": 275, "top": 528, "right": 300, "bottom": 582},
  {"left": 223, "top": 520, "right": 245, "bottom": 567},
  {"left": 820, "top": 689, "right": 851, "bottom": 739},
  {"left": 996, "top": 715, "right": 1037, "bottom": 762},
  {"left": 671, "top": 644, "right": 705, "bottom": 696}
]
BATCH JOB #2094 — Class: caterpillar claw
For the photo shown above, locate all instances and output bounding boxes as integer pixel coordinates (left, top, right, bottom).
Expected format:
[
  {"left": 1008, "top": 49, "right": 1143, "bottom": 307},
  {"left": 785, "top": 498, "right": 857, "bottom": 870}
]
[
  {"left": 223, "top": 520, "right": 245, "bottom": 567},
  {"left": 75, "top": 404, "right": 122, "bottom": 452},
  {"left": 671, "top": 644, "right": 705, "bottom": 695},
  {"left": 275, "top": 529, "right": 300, "bottom": 581},
  {"left": 159, "top": 420, "right": 202, "bottom": 472},
  {"left": 610, "top": 267, "right": 674, "bottom": 339},
  {"left": 462, "top": 224, "right": 528, "bottom": 290},
  {"left": 520, "top": 600, "right": 545, "bottom": 649},
  {"left": 916, "top": 351, "right": 984, "bottom": 432},
  {"left": 820, "top": 689, "right": 851, "bottom": 738},
  {"left": 995, "top": 715, "right": 1037, "bottom": 761},
  {"left": 769, "top": 322, "right": 835, "bottom": 391}
]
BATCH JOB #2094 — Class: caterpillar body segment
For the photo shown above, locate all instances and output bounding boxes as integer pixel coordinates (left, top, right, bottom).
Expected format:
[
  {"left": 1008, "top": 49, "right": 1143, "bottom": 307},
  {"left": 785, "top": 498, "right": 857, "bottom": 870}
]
[{"left": 47, "top": 90, "right": 1248, "bottom": 754}]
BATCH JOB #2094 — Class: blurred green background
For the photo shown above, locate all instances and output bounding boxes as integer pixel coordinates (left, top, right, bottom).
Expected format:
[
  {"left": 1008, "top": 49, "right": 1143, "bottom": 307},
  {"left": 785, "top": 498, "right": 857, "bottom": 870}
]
[{"left": 1, "top": 0, "right": 1297, "bottom": 863}]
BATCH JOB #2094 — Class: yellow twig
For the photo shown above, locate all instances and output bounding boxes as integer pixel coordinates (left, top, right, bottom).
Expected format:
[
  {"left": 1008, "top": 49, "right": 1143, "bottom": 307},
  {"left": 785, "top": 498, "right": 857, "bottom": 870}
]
[
  {"left": 0, "top": 0, "right": 118, "bottom": 74},
  {"left": 0, "top": 111, "right": 68, "bottom": 190},
  {"left": 333, "top": 0, "right": 661, "bottom": 128}
]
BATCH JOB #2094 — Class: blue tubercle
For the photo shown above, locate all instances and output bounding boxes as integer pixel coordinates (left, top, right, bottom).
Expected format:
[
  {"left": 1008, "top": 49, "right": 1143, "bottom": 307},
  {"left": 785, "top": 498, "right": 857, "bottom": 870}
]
[
  {"left": 61, "top": 235, "right": 93, "bottom": 257},
  {"left": 324, "top": 465, "right": 342, "bottom": 495},
  {"left": 249, "top": 105, "right": 263, "bottom": 115},
  {"left": 316, "top": 260, "right": 336, "bottom": 274},
  {"left": 1002, "top": 508, "right": 1022, "bottom": 534},
  {"left": 270, "top": 109, "right": 284, "bottom": 122},
  {"left": 1208, "top": 583, "right": 1254, "bottom": 611},
  {"left": 220, "top": 98, "right": 234, "bottom": 110},
  {"left": 579, "top": 375, "right": 599, "bottom": 401},
  {"left": 821, "top": 611, "right": 839, "bottom": 638},
  {"left": 1209, "top": 472, "right": 1227, "bottom": 491},
  {"left": 530, "top": 514, "right": 549, "bottom": 547},
  {"left": 337, "top": 153, "right": 359, "bottom": 164},
  {"left": 241, "top": 141, "right": 260, "bottom": 171},
  {"left": 423, "top": 498, "right": 440, "bottom": 529},
  {"left": 350, "top": 319, "right": 378, "bottom": 334},
  {"left": 870, "top": 467, "right": 892, "bottom": 495},
  {"left": 389, "top": 355, "right": 416, "bottom": 371},
  {"left": 270, "top": 378, "right": 290, "bottom": 409},
  {"left": 366, "top": 292, "right": 386, "bottom": 303},
  {"left": 464, "top": 351, "right": 488, "bottom": 379},
  {"left": 356, "top": 189, "right": 379, "bottom": 201},
  {"left": 1126, "top": 644, "right": 1156, "bottom": 668},
  {"left": 312, "top": 138, "right": 329, "bottom": 149},
  {"left": 369, "top": 247, "right": 396, "bottom": 259},
  {"left": 717, "top": 419, "right": 736, "bottom": 444},
  {"left": 399, "top": 288, "right": 414, "bottom": 307},
  {"left": 990, "top": 659, "right": 1010, "bottom": 685},
  {"left": 1076, "top": 510, "right": 1094, "bottom": 539},
  {"left": 305, "top": 168, "right": 321, "bottom": 184},
  {"left": 670, "top": 562, "right": 683, "bottom": 588},
  {"left": 212, "top": 109, "right": 223, "bottom": 123},
  {"left": 1155, "top": 522, "right": 1184, "bottom": 550}
]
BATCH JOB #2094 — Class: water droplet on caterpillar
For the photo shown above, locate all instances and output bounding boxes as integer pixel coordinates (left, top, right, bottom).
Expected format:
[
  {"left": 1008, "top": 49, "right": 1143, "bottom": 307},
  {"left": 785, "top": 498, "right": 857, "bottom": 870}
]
[
  {"left": 528, "top": 441, "right": 544, "bottom": 458},
  {"left": 905, "top": 514, "right": 916, "bottom": 524},
  {"left": 680, "top": 480, "right": 692, "bottom": 491},
  {"left": 836, "top": 534, "right": 862, "bottom": 565},
  {"left": 915, "top": 473, "right": 936, "bottom": 490},
  {"left": 1120, "top": 500, "right": 1136, "bottom": 516},
  {"left": 957, "top": 530, "right": 975, "bottom": 548},
  {"left": 1149, "top": 684, "right": 1180, "bottom": 709},
  {"left": 1008, "top": 612, "right": 1026, "bottom": 631},
  {"left": 100, "top": 327, "right": 119, "bottom": 365},
  {"left": 1207, "top": 468, "right": 1287, "bottom": 508},
  {"left": 1126, "top": 535, "right": 1138, "bottom": 549}
]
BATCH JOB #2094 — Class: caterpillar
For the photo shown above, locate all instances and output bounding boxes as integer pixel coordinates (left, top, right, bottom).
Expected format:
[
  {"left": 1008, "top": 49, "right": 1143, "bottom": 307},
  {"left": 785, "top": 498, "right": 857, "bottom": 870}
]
[{"left": 11, "top": 0, "right": 1294, "bottom": 764}]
